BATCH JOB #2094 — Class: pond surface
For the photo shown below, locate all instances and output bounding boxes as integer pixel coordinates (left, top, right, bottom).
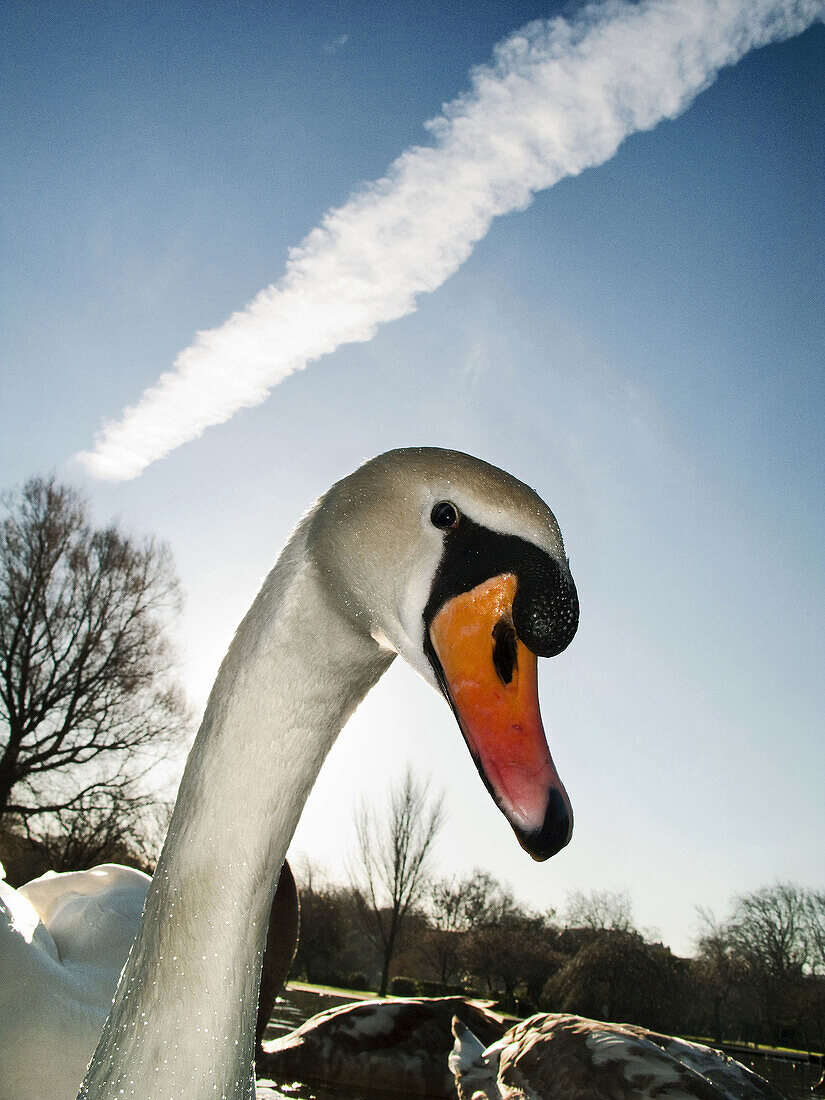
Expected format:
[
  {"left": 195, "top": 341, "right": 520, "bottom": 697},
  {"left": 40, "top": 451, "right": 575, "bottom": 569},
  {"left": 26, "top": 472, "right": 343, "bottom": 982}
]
[
  {"left": 255, "top": 990, "right": 820, "bottom": 1100},
  {"left": 729, "top": 1051, "right": 820, "bottom": 1100}
]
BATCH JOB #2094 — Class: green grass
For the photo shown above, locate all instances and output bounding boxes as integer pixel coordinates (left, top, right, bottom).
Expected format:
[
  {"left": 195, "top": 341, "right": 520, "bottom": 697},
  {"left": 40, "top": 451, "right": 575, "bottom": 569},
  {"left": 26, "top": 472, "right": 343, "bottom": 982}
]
[
  {"left": 287, "top": 980, "right": 379, "bottom": 1001},
  {"left": 678, "top": 1035, "right": 822, "bottom": 1059}
]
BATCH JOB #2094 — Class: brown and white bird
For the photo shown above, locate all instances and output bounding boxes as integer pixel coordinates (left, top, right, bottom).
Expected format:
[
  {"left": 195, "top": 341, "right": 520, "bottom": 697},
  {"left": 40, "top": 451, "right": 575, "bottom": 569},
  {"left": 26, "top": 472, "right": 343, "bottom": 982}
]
[
  {"left": 259, "top": 996, "right": 506, "bottom": 1097},
  {"left": 449, "top": 1013, "right": 786, "bottom": 1100}
]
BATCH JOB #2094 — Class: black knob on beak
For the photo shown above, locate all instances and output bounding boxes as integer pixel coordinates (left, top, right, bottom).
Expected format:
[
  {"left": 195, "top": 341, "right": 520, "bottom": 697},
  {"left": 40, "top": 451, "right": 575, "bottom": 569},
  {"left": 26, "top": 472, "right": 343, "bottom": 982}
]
[{"left": 513, "top": 556, "right": 579, "bottom": 658}]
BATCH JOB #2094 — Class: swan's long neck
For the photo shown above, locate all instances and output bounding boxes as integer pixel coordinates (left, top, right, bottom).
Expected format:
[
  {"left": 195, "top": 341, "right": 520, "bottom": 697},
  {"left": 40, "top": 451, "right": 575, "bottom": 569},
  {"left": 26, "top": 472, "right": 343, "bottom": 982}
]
[{"left": 79, "top": 519, "right": 393, "bottom": 1100}]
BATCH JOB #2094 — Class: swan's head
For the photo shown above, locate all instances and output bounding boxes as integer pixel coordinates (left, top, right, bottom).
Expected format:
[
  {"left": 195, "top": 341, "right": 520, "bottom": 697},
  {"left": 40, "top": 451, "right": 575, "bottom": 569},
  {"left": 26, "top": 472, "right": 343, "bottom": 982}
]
[{"left": 309, "top": 447, "right": 578, "bottom": 862}]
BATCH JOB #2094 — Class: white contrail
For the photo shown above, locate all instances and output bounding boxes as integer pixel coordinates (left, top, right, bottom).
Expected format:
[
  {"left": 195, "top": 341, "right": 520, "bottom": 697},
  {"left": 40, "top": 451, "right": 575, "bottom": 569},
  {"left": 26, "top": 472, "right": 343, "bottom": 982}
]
[{"left": 77, "top": 0, "right": 823, "bottom": 480}]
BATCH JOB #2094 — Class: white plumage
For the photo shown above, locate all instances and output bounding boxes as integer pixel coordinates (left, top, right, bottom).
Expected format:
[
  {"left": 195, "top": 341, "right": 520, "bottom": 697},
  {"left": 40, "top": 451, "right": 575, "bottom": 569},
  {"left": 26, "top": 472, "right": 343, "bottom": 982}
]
[{"left": 0, "top": 863, "right": 149, "bottom": 1100}]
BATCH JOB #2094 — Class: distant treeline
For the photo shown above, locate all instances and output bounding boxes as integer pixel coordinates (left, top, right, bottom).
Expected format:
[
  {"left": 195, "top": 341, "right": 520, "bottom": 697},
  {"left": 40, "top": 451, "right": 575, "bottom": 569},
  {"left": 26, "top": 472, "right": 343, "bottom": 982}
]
[{"left": 292, "top": 867, "right": 825, "bottom": 1055}]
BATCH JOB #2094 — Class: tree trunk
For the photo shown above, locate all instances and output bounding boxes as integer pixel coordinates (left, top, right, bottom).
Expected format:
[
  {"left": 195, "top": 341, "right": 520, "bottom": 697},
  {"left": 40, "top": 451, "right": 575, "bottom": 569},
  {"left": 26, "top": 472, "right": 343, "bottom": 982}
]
[
  {"left": 379, "top": 914, "right": 399, "bottom": 996},
  {"left": 0, "top": 742, "right": 21, "bottom": 818}
]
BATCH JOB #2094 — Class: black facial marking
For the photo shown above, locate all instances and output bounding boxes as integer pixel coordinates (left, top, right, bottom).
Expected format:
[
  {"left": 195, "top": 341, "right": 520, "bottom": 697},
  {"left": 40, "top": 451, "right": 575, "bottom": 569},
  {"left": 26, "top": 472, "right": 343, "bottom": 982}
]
[
  {"left": 492, "top": 620, "right": 517, "bottom": 685},
  {"left": 423, "top": 515, "right": 579, "bottom": 659}
]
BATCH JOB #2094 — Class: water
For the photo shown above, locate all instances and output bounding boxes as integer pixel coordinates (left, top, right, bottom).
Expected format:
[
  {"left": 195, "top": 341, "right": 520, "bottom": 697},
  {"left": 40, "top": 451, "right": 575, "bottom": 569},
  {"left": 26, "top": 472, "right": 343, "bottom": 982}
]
[
  {"left": 730, "top": 1051, "right": 820, "bottom": 1099},
  {"left": 256, "top": 992, "right": 378, "bottom": 1100},
  {"left": 255, "top": 992, "right": 821, "bottom": 1100}
]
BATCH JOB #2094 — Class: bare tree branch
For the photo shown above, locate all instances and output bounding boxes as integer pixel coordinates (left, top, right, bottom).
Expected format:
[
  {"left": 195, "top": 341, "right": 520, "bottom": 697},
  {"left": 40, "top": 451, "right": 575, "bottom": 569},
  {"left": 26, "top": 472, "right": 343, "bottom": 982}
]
[
  {"left": 349, "top": 766, "right": 444, "bottom": 995},
  {"left": 565, "top": 888, "right": 635, "bottom": 934},
  {"left": 0, "top": 476, "right": 190, "bottom": 832}
]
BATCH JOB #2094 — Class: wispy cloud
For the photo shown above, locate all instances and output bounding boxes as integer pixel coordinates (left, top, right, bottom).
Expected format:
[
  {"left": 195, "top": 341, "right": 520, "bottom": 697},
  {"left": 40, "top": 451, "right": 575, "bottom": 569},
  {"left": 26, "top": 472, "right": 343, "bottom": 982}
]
[
  {"left": 322, "top": 33, "right": 350, "bottom": 55},
  {"left": 77, "top": 0, "right": 824, "bottom": 480}
]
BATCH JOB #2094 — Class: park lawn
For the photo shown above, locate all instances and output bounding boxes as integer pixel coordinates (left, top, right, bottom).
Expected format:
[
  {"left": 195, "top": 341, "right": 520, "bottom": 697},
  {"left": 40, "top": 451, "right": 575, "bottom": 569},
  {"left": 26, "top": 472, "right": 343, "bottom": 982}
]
[
  {"left": 650, "top": 1034, "right": 823, "bottom": 1060},
  {"left": 287, "top": 980, "right": 379, "bottom": 1001}
]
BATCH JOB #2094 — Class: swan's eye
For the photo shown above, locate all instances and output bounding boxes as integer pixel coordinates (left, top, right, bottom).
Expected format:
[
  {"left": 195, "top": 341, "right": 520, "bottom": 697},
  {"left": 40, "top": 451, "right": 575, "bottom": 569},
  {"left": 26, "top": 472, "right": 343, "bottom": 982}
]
[{"left": 431, "top": 501, "right": 459, "bottom": 530}]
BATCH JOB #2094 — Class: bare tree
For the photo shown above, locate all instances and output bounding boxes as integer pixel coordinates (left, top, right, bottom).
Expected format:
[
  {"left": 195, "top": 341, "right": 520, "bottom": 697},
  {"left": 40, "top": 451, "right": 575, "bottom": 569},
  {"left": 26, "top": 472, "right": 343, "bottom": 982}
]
[
  {"left": 422, "top": 869, "right": 527, "bottom": 988},
  {"left": 565, "top": 888, "right": 635, "bottom": 933},
  {"left": 421, "top": 869, "right": 501, "bottom": 986},
  {"left": 430, "top": 868, "right": 511, "bottom": 932},
  {"left": 696, "top": 884, "right": 825, "bottom": 1049},
  {"left": 804, "top": 890, "right": 825, "bottom": 975},
  {"left": 350, "top": 767, "right": 444, "bottom": 995},
  {"left": 17, "top": 785, "right": 152, "bottom": 871},
  {"left": 727, "top": 883, "right": 812, "bottom": 978},
  {"left": 694, "top": 906, "right": 752, "bottom": 1042},
  {"left": 0, "top": 476, "right": 189, "bottom": 830}
]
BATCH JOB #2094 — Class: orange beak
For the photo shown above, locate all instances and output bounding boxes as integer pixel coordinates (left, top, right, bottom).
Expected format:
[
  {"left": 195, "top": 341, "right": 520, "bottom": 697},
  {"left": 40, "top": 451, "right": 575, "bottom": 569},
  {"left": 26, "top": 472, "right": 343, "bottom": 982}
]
[{"left": 428, "top": 574, "right": 573, "bottom": 860}]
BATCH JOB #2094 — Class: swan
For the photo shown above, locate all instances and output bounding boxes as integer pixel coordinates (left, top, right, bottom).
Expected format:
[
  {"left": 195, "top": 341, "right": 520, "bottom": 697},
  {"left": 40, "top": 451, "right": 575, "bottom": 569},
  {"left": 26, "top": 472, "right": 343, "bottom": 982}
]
[
  {"left": 0, "top": 862, "right": 150, "bottom": 1100},
  {"left": 258, "top": 995, "right": 506, "bottom": 1096},
  {"left": 449, "top": 1013, "right": 786, "bottom": 1099},
  {"left": 77, "top": 446, "right": 579, "bottom": 1100},
  {"left": 0, "top": 858, "right": 299, "bottom": 1100}
]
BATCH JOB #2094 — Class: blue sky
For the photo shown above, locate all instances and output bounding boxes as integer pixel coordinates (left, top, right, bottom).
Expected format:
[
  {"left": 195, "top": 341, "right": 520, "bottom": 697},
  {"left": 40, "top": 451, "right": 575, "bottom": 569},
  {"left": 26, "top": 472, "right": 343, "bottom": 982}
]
[{"left": 2, "top": 1, "right": 823, "bottom": 954}]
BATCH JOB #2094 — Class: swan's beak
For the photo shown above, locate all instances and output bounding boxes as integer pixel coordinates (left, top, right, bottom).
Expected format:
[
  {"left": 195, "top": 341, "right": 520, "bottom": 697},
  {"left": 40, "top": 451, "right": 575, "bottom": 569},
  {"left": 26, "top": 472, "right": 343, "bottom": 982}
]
[{"left": 428, "top": 573, "right": 573, "bottom": 861}]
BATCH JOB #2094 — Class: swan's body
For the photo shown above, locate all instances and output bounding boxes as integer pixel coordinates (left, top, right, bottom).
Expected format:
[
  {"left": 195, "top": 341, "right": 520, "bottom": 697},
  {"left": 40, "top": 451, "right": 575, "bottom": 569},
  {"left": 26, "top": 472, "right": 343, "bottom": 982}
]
[
  {"left": 0, "top": 858, "right": 299, "bottom": 1100},
  {"left": 78, "top": 447, "right": 578, "bottom": 1100},
  {"left": 254, "top": 861, "right": 300, "bottom": 1050},
  {"left": 449, "top": 1013, "right": 785, "bottom": 1100},
  {"left": 259, "top": 995, "right": 506, "bottom": 1097},
  {"left": 0, "top": 863, "right": 150, "bottom": 1100}
]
